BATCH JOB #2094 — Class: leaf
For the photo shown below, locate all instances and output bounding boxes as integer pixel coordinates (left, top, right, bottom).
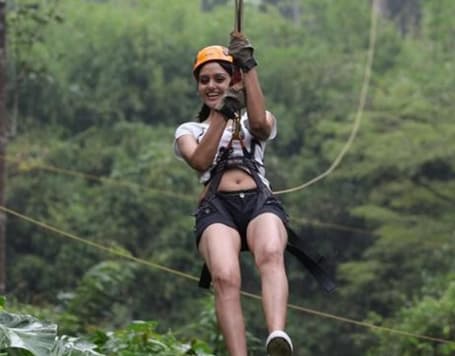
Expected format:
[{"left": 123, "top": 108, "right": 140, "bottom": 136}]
[
  {"left": 50, "top": 335, "right": 103, "bottom": 356},
  {"left": 0, "top": 312, "right": 57, "bottom": 356}
]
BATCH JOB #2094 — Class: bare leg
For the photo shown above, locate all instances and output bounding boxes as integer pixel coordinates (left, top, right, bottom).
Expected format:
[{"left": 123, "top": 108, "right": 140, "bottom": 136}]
[
  {"left": 199, "top": 223, "right": 248, "bottom": 356},
  {"left": 247, "top": 213, "right": 289, "bottom": 332}
]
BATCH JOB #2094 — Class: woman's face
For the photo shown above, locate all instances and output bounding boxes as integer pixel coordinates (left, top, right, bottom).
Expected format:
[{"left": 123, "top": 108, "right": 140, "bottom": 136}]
[{"left": 197, "top": 62, "right": 231, "bottom": 109}]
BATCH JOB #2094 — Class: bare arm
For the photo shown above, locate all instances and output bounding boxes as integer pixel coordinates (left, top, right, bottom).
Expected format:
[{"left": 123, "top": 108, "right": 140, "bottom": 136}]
[
  {"left": 228, "top": 31, "right": 274, "bottom": 140},
  {"left": 242, "top": 67, "right": 274, "bottom": 140},
  {"left": 177, "top": 113, "right": 227, "bottom": 172}
]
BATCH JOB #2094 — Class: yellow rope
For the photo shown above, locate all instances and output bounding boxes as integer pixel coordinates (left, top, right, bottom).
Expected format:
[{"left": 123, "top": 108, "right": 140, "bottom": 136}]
[
  {"left": 274, "top": 2, "right": 377, "bottom": 195},
  {"left": 0, "top": 205, "right": 198, "bottom": 283},
  {"left": 1, "top": 154, "right": 194, "bottom": 202},
  {"left": 241, "top": 290, "right": 455, "bottom": 345},
  {"left": 1, "top": 153, "right": 370, "bottom": 235}
]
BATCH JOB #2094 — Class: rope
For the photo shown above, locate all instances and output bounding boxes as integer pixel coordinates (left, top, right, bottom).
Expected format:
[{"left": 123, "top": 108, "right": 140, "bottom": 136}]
[
  {"left": 0, "top": 154, "right": 194, "bottom": 202},
  {"left": 0, "top": 153, "right": 369, "bottom": 235},
  {"left": 274, "top": 2, "right": 378, "bottom": 195},
  {"left": 0, "top": 205, "right": 198, "bottom": 283},
  {"left": 235, "top": 0, "right": 243, "bottom": 32},
  {"left": 1, "top": 204, "right": 454, "bottom": 346},
  {"left": 241, "top": 290, "right": 455, "bottom": 345}
]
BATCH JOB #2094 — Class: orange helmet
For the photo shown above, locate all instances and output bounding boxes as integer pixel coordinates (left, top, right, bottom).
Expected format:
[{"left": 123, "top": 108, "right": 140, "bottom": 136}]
[{"left": 193, "top": 45, "right": 233, "bottom": 77}]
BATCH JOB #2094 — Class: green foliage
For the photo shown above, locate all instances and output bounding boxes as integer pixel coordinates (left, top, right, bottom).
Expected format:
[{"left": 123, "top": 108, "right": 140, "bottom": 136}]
[
  {"left": 4, "top": 0, "right": 455, "bottom": 355},
  {"left": 93, "top": 320, "right": 213, "bottom": 356},
  {"left": 0, "top": 311, "right": 54, "bottom": 356},
  {"left": 421, "top": 0, "right": 455, "bottom": 53},
  {"left": 7, "top": 121, "right": 202, "bottom": 330},
  {"left": 8, "top": 0, "right": 234, "bottom": 132},
  {"left": 367, "top": 281, "right": 455, "bottom": 355},
  {"left": 0, "top": 305, "right": 212, "bottom": 355},
  {"left": 67, "top": 260, "right": 139, "bottom": 330},
  {"left": 0, "top": 310, "right": 103, "bottom": 356},
  {"left": 175, "top": 295, "right": 266, "bottom": 355}
]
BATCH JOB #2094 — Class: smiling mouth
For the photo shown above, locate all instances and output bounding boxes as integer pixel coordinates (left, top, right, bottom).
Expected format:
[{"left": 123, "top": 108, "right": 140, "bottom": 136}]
[
  {"left": 207, "top": 92, "right": 221, "bottom": 99},
  {"left": 206, "top": 93, "right": 221, "bottom": 105}
]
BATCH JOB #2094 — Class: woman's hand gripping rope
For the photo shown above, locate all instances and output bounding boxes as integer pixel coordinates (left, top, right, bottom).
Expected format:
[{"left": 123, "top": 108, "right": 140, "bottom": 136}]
[
  {"left": 229, "top": 31, "right": 257, "bottom": 73},
  {"left": 215, "top": 85, "right": 246, "bottom": 121}
]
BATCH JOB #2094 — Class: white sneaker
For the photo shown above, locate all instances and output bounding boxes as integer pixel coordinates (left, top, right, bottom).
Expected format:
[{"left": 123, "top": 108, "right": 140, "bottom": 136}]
[{"left": 266, "top": 330, "right": 293, "bottom": 356}]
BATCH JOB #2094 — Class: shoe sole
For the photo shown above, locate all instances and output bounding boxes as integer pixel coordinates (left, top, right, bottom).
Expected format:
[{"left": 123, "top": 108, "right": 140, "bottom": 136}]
[{"left": 267, "top": 336, "right": 293, "bottom": 356}]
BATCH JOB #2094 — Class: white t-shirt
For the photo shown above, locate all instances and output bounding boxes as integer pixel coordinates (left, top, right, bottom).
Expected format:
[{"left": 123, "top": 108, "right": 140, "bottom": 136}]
[{"left": 174, "top": 113, "right": 277, "bottom": 188}]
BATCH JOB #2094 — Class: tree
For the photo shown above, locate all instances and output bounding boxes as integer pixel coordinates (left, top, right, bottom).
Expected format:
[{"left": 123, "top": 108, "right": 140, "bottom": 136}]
[
  {"left": 373, "top": 0, "right": 421, "bottom": 36},
  {"left": 0, "top": 0, "right": 7, "bottom": 294}
]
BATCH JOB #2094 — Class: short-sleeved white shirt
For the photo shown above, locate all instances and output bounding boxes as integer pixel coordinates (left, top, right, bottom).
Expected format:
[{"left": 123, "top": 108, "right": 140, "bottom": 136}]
[{"left": 174, "top": 113, "right": 276, "bottom": 188}]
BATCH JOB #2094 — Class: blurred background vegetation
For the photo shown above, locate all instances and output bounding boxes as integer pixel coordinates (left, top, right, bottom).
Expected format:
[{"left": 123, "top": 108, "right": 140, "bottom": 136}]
[{"left": 1, "top": 0, "right": 454, "bottom": 354}]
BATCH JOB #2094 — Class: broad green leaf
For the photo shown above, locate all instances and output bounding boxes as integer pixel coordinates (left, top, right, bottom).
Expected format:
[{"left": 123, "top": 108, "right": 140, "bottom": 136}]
[{"left": 0, "top": 312, "right": 56, "bottom": 356}]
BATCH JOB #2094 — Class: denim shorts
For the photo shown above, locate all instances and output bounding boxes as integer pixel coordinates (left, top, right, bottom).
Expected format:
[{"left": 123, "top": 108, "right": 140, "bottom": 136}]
[{"left": 194, "top": 189, "right": 288, "bottom": 250}]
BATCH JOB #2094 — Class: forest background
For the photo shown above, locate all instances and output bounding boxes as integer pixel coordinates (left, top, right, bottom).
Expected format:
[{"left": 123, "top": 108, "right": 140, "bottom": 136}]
[{"left": 0, "top": 0, "right": 454, "bottom": 355}]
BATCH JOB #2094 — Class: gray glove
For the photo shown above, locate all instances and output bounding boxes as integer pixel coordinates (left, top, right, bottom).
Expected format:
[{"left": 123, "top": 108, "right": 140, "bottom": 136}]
[
  {"left": 228, "top": 31, "right": 257, "bottom": 72},
  {"left": 216, "top": 87, "right": 246, "bottom": 120}
]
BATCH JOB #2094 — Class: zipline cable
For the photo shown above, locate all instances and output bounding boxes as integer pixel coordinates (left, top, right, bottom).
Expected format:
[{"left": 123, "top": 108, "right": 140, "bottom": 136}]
[
  {"left": 1, "top": 204, "right": 454, "bottom": 346},
  {"left": 273, "top": 2, "right": 378, "bottom": 195}
]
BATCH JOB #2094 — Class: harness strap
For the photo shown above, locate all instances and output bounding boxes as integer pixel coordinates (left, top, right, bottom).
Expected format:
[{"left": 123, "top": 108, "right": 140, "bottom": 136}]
[
  {"left": 199, "top": 263, "right": 212, "bottom": 289},
  {"left": 286, "top": 227, "right": 336, "bottom": 293}
]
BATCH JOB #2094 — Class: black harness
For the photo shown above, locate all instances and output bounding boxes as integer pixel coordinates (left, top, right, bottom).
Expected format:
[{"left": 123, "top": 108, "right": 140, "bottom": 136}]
[{"left": 198, "top": 122, "right": 336, "bottom": 294}]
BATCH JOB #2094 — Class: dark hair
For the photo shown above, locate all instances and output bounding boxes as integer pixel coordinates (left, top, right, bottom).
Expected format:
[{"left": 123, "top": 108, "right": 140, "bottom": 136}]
[
  {"left": 197, "top": 104, "right": 211, "bottom": 122},
  {"left": 195, "top": 60, "right": 234, "bottom": 122}
]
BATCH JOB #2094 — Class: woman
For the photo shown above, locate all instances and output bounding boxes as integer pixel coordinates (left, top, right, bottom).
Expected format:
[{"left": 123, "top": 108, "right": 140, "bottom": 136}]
[{"left": 174, "top": 32, "right": 293, "bottom": 356}]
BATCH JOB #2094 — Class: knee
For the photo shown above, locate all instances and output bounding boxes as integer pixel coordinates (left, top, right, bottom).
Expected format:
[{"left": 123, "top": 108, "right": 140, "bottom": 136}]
[
  {"left": 255, "top": 245, "right": 285, "bottom": 270},
  {"left": 211, "top": 265, "right": 241, "bottom": 295}
]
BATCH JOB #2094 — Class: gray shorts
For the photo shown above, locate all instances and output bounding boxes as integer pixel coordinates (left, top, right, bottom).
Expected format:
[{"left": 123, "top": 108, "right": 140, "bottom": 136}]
[{"left": 194, "top": 189, "right": 288, "bottom": 250}]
